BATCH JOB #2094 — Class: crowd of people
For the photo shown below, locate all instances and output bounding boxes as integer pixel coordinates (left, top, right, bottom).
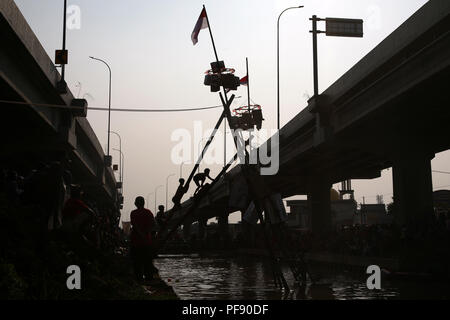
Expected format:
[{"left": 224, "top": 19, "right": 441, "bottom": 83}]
[
  {"left": 169, "top": 212, "right": 450, "bottom": 263},
  {"left": 1, "top": 161, "right": 125, "bottom": 256}
]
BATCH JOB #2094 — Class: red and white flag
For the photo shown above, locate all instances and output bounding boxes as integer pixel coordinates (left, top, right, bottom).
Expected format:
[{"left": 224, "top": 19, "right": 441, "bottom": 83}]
[
  {"left": 240, "top": 75, "right": 248, "bottom": 86},
  {"left": 191, "top": 8, "right": 208, "bottom": 45}
]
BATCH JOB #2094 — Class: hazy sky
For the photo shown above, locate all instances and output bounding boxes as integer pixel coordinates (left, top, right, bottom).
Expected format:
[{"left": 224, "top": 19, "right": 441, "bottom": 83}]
[{"left": 14, "top": 0, "right": 450, "bottom": 223}]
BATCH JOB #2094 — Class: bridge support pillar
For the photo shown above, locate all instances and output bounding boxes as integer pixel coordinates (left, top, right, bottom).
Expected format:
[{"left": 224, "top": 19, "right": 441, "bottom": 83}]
[
  {"left": 198, "top": 218, "right": 207, "bottom": 241},
  {"left": 183, "top": 222, "right": 191, "bottom": 241},
  {"left": 218, "top": 214, "right": 229, "bottom": 248},
  {"left": 392, "top": 152, "right": 434, "bottom": 226},
  {"left": 308, "top": 180, "right": 332, "bottom": 234}
]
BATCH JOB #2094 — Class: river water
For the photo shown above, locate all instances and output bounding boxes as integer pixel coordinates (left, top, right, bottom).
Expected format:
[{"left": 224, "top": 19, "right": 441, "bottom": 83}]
[{"left": 154, "top": 254, "right": 449, "bottom": 300}]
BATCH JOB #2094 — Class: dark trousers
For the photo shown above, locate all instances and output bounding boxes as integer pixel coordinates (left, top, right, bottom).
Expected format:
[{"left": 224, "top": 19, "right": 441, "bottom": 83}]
[{"left": 130, "top": 246, "right": 158, "bottom": 282}]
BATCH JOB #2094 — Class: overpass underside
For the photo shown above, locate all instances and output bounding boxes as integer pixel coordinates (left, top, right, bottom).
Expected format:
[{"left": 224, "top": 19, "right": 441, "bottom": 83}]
[{"left": 0, "top": 0, "right": 118, "bottom": 205}]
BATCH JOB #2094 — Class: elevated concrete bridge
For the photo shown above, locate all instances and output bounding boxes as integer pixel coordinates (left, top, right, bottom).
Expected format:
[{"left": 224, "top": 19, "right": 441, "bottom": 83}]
[
  {"left": 171, "top": 0, "right": 450, "bottom": 234},
  {"left": 0, "top": 0, "right": 120, "bottom": 207}
]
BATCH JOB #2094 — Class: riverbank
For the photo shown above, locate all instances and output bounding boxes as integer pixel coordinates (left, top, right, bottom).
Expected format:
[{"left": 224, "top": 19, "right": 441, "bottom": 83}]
[{"left": 0, "top": 199, "right": 178, "bottom": 300}]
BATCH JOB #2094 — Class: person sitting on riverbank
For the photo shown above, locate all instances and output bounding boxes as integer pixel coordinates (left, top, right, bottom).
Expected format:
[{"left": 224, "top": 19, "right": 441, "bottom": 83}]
[
  {"left": 130, "top": 196, "right": 158, "bottom": 284},
  {"left": 61, "top": 185, "right": 95, "bottom": 235},
  {"left": 59, "top": 185, "right": 99, "bottom": 258}
]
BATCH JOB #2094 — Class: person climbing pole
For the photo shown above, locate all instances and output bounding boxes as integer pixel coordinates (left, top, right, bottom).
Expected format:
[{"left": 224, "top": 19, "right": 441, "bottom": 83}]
[
  {"left": 193, "top": 168, "right": 213, "bottom": 195},
  {"left": 172, "top": 178, "right": 187, "bottom": 209}
]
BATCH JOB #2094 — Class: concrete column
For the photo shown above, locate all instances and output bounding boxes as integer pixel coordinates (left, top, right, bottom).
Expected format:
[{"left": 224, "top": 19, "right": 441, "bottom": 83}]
[
  {"left": 182, "top": 222, "right": 191, "bottom": 241},
  {"left": 392, "top": 153, "right": 434, "bottom": 226},
  {"left": 308, "top": 179, "right": 332, "bottom": 234},
  {"left": 218, "top": 214, "right": 229, "bottom": 246},
  {"left": 198, "top": 218, "right": 207, "bottom": 240}
]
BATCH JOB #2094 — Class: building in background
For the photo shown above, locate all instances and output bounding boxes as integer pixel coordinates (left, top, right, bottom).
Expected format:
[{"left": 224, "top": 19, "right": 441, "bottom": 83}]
[{"left": 360, "top": 204, "right": 393, "bottom": 225}]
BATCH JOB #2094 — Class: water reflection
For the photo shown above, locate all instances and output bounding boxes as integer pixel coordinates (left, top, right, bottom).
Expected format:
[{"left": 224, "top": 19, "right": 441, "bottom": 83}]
[{"left": 154, "top": 254, "right": 448, "bottom": 300}]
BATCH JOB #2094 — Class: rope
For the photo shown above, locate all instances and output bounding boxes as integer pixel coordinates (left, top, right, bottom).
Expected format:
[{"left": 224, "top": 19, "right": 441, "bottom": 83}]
[{"left": 0, "top": 99, "right": 223, "bottom": 113}]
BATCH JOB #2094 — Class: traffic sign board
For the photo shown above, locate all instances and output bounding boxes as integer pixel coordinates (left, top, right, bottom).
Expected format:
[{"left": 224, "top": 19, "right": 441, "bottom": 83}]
[{"left": 325, "top": 18, "right": 363, "bottom": 37}]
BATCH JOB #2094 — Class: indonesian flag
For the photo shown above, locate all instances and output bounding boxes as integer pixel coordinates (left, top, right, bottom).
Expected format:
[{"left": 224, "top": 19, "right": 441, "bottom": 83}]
[{"left": 191, "top": 8, "right": 208, "bottom": 45}]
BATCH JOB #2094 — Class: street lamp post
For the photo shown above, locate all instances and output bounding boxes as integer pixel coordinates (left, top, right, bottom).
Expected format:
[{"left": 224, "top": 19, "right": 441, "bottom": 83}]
[
  {"left": 110, "top": 131, "right": 122, "bottom": 186},
  {"left": 62, "top": 0, "right": 67, "bottom": 81},
  {"left": 90, "top": 56, "right": 112, "bottom": 157},
  {"left": 56, "top": 0, "right": 68, "bottom": 93},
  {"left": 154, "top": 185, "right": 163, "bottom": 213},
  {"left": 180, "top": 161, "right": 184, "bottom": 179},
  {"left": 113, "top": 148, "right": 124, "bottom": 194},
  {"left": 166, "top": 174, "right": 176, "bottom": 209},
  {"left": 146, "top": 192, "right": 154, "bottom": 210},
  {"left": 277, "top": 5, "right": 304, "bottom": 130}
]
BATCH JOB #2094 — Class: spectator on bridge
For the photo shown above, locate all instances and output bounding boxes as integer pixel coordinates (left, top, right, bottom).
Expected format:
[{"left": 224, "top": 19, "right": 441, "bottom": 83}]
[
  {"left": 172, "top": 178, "right": 187, "bottom": 209},
  {"left": 193, "top": 168, "right": 213, "bottom": 195},
  {"left": 130, "top": 196, "right": 158, "bottom": 284}
]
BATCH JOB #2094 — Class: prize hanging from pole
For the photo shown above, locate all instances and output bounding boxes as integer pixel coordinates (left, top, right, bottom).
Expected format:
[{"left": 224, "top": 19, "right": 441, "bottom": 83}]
[{"left": 230, "top": 58, "right": 264, "bottom": 131}]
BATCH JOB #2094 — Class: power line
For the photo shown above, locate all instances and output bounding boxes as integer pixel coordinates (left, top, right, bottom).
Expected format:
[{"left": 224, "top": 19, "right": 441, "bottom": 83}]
[
  {"left": 0, "top": 99, "right": 223, "bottom": 113},
  {"left": 432, "top": 170, "right": 450, "bottom": 175}
]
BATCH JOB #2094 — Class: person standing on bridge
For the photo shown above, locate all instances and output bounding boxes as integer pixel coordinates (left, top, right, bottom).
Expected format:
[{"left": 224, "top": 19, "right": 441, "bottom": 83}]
[{"left": 130, "top": 196, "right": 158, "bottom": 283}]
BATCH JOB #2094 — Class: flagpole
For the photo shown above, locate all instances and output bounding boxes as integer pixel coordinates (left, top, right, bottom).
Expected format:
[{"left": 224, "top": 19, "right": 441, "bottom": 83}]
[
  {"left": 246, "top": 57, "right": 251, "bottom": 114},
  {"left": 203, "top": 5, "right": 219, "bottom": 64},
  {"left": 203, "top": 5, "right": 233, "bottom": 168},
  {"left": 202, "top": 5, "right": 232, "bottom": 167}
]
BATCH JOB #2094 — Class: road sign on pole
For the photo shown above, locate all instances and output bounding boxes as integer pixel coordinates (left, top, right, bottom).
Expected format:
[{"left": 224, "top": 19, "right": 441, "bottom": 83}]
[
  {"left": 310, "top": 15, "right": 364, "bottom": 97},
  {"left": 325, "top": 17, "right": 363, "bottom": 37}
]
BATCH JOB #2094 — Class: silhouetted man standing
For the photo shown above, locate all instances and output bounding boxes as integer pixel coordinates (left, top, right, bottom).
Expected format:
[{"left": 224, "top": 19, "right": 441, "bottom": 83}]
[{"left": 130, "top": 196, "right": 158, "bottom": 283}]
